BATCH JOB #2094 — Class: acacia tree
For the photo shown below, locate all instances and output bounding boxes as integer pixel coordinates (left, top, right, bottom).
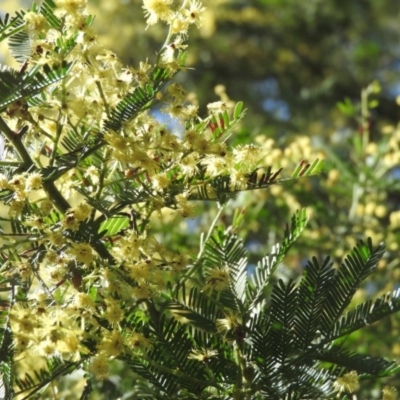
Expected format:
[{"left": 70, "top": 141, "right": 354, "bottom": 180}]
[{"left": 0, "top": 1, "right": 399, "bottom": 399}]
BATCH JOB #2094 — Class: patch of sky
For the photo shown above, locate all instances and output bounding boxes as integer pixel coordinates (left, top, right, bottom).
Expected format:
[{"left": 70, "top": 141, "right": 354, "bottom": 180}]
[
  {"left": 150, "top": 108, "right": 185, "bottom": 138},
  {"left": 254, "top": 78, "right": 291, "bottom": 121},
  {"left": 385, "top": 82, "right": 400, "bottom": 99},
  {"left": 246, "top": 239, "right": 262, "bottom": 253},
  {"left": 247, "top": 263, "right": 256, "bottom": 275},
  {"left": 387, "top": 166, "right": 400, "bottom": 180},
  {"left": 300, "top": 258, "right": 310, "bottom": 269},
  {"left": 364, "top": 281, "right": 380, "bottom": 297},
  {"left": 186, "top": 216, "right": 201, "bottom": 234},
  {"left": 245, "top": 240, "right": 263, "bottom": 276},
  {"left": 380, "top": 57, "right": 400, "bottom": 99}
]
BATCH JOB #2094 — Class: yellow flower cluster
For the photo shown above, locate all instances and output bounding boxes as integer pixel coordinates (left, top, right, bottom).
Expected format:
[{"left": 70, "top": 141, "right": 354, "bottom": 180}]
[{"left": 0, "top": 0, "right": 319, "bottom": 387}]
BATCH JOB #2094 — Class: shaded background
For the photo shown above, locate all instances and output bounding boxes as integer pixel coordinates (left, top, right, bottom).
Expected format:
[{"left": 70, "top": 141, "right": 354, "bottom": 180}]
[{"left": 2, "top": 0, "right": 400, "bottom": 398}]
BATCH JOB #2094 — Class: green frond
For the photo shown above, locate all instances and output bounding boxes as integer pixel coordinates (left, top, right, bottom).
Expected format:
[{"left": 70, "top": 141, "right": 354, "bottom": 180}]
[
  {"left": 126, "top": 316, "right": 216, "bottom": 397},
  {"left": 164, "top": 286, "right": 219, "bottom": 333},
  {"left": 213, "top": 288, "right": 241, "bottom": 314},
  {"left": 320, "top": 239, "right": 385, "bottom": 334},
  {"left": 129, "top": 381, "right": 164, "bottom": 400},
  {"left": 328, "top": 287, "right": 400, "bottom": 341},
  {"left": 208, "top": 176, "right": 237, "bottom": 203},
  {"left": 312, "top": 347, "right": 397, "bottom": 376},
  {"left": 187, "top": 166, "right": 290, "bottom": 202},
  {"left": 113, "top": 183, "right": 156, "bottom": 207},
  {"left": 285, "top": 366, "right": 336, "bottom": 400},
  {"left": 60, "top": 125, "right": 97, "bottom": 155},
  {"left": 247, "top": 209, "right": 308, "bottom": 310},
  {"left": 0, "top": 62, "right": 72, "bottom": 111},
  {"left": 202, "top": 227, "right": 247, "bottom": 271},
  {"left": 188, "top": 168, "right": 285, "bottom": 202},
  {"left": 8, "top": 29, "right": 30, "bottom": 63},
  {"left": 229, "top": 258, "right": 248, "bottom": 307},
  {"left": 250, "top": 326, "right": 275, "bottom": 377},
  {"left": 246, "top": 236, "right": 397, "bottom": 399},
  {"left": 0, "top": 217, "right": 38, "bottom": 252},
  {"left": 188, "top": 183, "right": 217, "bottom": 201},
  {"left": 55, "top": 33, "right": 79, "bottom": 57},
  {"left": 266, "top": 279, "right": 298, "bottom": 365},
  {"left": 0, "top": 11, "right": 25, "bottom": 43},
  {"left": 157, "top": 320, "right": 199, "bottom": 375},
  {"left": 245, "top": 167, "right": 283, "bottom": 190},
  {"left": 39, "top": 0, "right": 62, "bottom": 29},
  {"left": 293, "top": 256, "right": 335, "bottom": 351},
  {"left": 214, "top": 228, "right": 248, "bottom": 305},
  {"left": 0, "top": 187, "right": 14, "bottom": 204},
  {"left": 13, "top": 356, "right": 80, "bottom": 398},
  {"left": 7, "top": 0, "right": 62, "bottom": 63},
  {"left": 124, "top": 357, "right": 175, "bottom": 397},
  {"left": 39, "top": 164, "right": 72, "bottom": 182},
  {"left": 208, "top": 101, "right": 246, "bottom": 142},
  {"left": 227, "top": 159, "right": 323, "bottom": 197},
  {"left": 98, "top": 215, "right": 130, "bottom": 237},
  {"left": 54, "top": 126, "right": 103, "bottom": 179},
  {"left": 254, "top": 365, "right": 335, "bottom": 400},
  {"left": 104, "top": 68, "right": 171, "bottom": 133},
  {"left": 291, "top": 159, "right": 325, "bottom": 178},
  {"left": 72, "top": 186, "right": 114, "bottom": 218},
  {"left": 0, "top": 361, "right": 13, "bottom": 400},
  {"left": 10, "top": 216, "right": 31, "bottom": 235},
  {"left": 233, "top": 101, "right": 244, "bottom": 119},
  {"left": 199, "top": 227, "right": 248, "bottom": 310}
]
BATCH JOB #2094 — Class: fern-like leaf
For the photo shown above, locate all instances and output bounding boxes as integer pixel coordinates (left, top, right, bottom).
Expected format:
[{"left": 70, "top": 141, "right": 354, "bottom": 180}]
[
  {"left": 328, "top": 287, "right": 400, "bottom": 342},
  {"left": 39, "top": 0, "right": 62, "bottom": 29},
  {"left": 219, "top": 229, "right": 248, "bottom": 305},
  {"left": 200, "top": 227, "right": 248, "bottom": 310},
  {"left": 164, "top": 286, "right": 219, "bottom": 333},
  {"left": 0, "top": 62, "right": 72, "bottom": 111},
  {"left": 266, "top": 279, "right": 298, "bottom": 366},
  {"left": 98, "top": 215, "right": 130, "bottom": 237},
  {"left": 0, "top": 11, "right": 25, "bottom": 43},
  {"left": 104, "top": 68, "right": 170, "bottom": 132},
  {"left": 8, "top": 29, "right": 30, "bottom": 63},
  {"left": 293, "top": 256, "right": 335, "bottom": 351},
  {"left": 13, "top": 356, "right": 79, "bottom": 398},
  {"left": 6, "top": 0, "right": 62, "bottom": 62},
  {"left": 291, "top": 159, "right": 324, "bottom": 178},
  {"left": 311, "top": 347, "right": 397, "bottom": 376},
  {"left": 320, "top": 239, "right": 385, "bottom": 334},
  {"left": 124, "top": 357, "right": 173, "bottom": 396},
  {"left": 247, "top": 209, "right": 308, "bottom": 310}
]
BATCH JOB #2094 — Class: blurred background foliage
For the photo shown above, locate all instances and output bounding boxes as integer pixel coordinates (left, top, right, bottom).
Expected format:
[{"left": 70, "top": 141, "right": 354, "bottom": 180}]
[{"left": 2, "top": 0, "right": 400, "bottom": 398}]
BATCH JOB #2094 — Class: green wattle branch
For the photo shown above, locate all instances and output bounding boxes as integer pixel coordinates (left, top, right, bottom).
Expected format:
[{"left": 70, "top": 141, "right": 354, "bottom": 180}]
[
  {"left": 0, "top": 116, "right": 114, "bottom": 263},
  {"left": 139, "top": 354, "right": 222, "bottom": 390}
]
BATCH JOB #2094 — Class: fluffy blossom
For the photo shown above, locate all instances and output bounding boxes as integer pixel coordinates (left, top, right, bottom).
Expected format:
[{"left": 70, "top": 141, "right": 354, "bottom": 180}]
[
  {"left": 97, "top": 330, "right": 125, "bottom": 357},
  {"left": 188, "top": 347, "right": 218, "bottom": 362},
  {"left": 382, "top": 386, "right": 398, "bottom": 400},
  {"left": 202, "top": 267, "right": 230, "bottom": 292},
  {"left": 183, "top": 0, "right": 206, "bottom": 28},
  {"left": 333, "top": 371, "right": 359, "bottom": 393},
  {"left": 90, "top": 354, "right": 109, "bottom": 379},
  {"left": 142, "top": 0, "right": 173, "bottom": 25}
]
